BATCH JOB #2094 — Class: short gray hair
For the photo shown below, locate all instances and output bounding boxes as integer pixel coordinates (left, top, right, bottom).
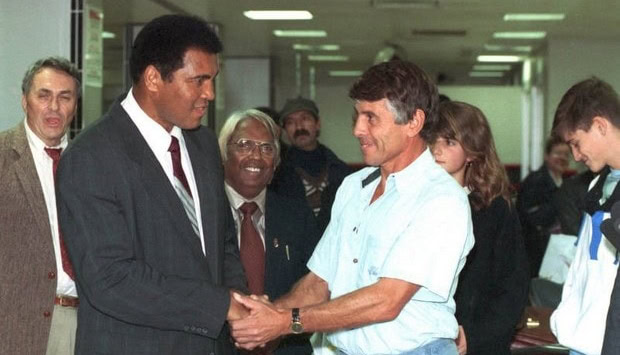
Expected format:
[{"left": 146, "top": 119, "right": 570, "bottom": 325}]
[
  {"left": 22, "top": 57, "right": 81, "bottom": 98},
  {"left": 218, "top": 109, "right": 281, "bottom": 166}
]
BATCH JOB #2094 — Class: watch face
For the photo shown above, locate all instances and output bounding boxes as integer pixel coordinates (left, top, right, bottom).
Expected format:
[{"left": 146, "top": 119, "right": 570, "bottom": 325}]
[{"left": 291, "top": 321, "right": 303, "bottom": 334}]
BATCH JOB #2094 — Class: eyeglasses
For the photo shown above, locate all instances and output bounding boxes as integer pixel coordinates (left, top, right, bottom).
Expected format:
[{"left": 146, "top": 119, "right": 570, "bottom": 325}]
[{"left": 228, "top": 138, "right": 276, "bottom": 156}]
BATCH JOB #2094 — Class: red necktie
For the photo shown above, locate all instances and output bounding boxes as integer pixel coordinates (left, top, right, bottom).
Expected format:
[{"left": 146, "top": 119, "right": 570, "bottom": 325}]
[
  {"left": 239, "top": 202, "right": 265, "bottom": 295},
  {"left": 44, "top": 147, "right": 75, "bottom": 280},
  {"left": 168, "top": 136, "right": 200, "bottom": 238}
]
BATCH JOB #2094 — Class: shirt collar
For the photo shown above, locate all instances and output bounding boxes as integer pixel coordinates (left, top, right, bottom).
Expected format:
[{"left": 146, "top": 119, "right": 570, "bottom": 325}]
[
  {"left": 24, "top": 118, "right": 68, "bottom": 151},
  {"left": 224, "top": 182, "right": 266, "bottom": 214},
  {"left": 121, "top": 88, "right": 183, "bottom": 154}
]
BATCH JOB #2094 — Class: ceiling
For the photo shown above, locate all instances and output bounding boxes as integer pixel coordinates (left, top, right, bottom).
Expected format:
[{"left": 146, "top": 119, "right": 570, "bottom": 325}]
[{"left": 102, "top": 0, "right": 620, "bottom": 85}]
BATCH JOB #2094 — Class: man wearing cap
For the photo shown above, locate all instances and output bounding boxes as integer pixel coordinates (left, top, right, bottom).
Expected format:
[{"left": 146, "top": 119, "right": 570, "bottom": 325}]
[{"left": 270, "top": 97, "right": 351, "bottom": 233}]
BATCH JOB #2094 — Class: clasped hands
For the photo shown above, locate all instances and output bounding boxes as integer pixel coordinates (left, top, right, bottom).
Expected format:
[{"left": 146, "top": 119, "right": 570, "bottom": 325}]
[{"left": 228, "top": 292, "right": 292, "bottom": 351}]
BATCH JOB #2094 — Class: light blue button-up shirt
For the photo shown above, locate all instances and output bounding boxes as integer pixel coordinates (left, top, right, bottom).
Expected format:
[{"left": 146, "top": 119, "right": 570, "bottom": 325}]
[{"left": 308, "top": 149, "right": 474, "bottom": 354}]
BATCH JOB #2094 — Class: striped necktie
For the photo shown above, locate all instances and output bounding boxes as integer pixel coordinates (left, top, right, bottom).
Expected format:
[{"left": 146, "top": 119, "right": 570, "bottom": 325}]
[{"left": 168, "top": 136, "right": 200, "bottom": 238}]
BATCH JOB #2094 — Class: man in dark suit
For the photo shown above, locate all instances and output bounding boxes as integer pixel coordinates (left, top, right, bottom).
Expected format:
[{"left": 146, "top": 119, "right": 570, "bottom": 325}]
[
  {"left": 56, "top": 15, "right": 247, "bottom": 355},
  {"left": 0, "top": 57, "right": 80, "bottom": 354},
  {"left": 218, "top": 109, "right": 320, "bottom": 354}
]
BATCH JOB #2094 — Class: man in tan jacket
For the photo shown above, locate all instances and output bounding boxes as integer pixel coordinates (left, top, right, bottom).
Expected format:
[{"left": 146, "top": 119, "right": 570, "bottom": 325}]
[{"left": 0, "top": 57, "right": 80, "bottom": 354}]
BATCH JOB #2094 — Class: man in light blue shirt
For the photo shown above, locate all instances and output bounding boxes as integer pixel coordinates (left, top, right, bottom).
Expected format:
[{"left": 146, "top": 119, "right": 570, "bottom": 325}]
[{"left": 230, "top": 60, "right": 474, "bottom": 355}]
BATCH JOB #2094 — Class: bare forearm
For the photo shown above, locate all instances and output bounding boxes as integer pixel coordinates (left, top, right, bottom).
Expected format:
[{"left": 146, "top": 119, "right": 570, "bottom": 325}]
[
  {"left": 273, "top": 272, "right": 330, "bottom": 309},
  {"left": 299, "top": 279, "right": 418, "bottom": 333}
]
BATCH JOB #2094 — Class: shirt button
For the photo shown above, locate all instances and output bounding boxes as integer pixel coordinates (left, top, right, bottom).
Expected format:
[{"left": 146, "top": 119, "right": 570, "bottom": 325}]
[
  {"left": 191, "top": 326, "right": 196, "bottom": 331},
  {"left": 353, "top": 258, "right": 358, "bottom": 263},
  {"left": 43, "top": 311, "right": 51, "bottom": 317},
  {"left": 48, "top": 271, "right": 56, "bottom": 279}
]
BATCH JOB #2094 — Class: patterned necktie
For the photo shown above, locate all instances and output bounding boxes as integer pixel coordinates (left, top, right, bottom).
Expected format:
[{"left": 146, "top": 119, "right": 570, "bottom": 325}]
[
  {"left": 168, "top": 136, "right": 200, "bottom": 238},
  {"left": 239, "top": 202, "right": 265, "bottom": 295},
  {"left": 44, "top": 147, "right": 75, "bottom": 280}
]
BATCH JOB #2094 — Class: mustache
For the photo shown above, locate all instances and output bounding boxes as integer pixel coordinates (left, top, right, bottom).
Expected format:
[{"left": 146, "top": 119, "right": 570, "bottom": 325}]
[{"left": 294, "top": 129, "right": 310, "bottom": 138}]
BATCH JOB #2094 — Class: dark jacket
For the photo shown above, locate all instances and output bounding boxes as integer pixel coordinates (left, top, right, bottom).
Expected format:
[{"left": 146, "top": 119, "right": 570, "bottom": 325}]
[
  {"left": 455, "top": 196, "right": 529, "bottom": 355},
  {"left": 270, "top": 144, "right": 350, "bottom": 234},
  {"left": 264, "top": 191, "right": 320, "bottom": 355},
  {"left": 517, "top": 164, "right": 560, "bottom": 277}
]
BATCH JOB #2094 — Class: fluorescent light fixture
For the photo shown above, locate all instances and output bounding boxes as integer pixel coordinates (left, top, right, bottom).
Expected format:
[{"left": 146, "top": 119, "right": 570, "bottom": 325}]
[
  {"left": 469, "top": 71, "right": 505, "bottom": 78},
  {"left": 477, "top": 55, "right": 522, "bottom": 62},
  {"left": 329, "top": 70, "right": 363, "bottom": 77},
  {"left": 484, "top": 44, "right": 532, "bottom": 52},
  {"left": 102, "top": 31, "right": 116, "bottom": 39},
  {"left": 273, "top": 30, "right": 327, "bottom": 38},
  {"left": 493, "top": 31, "right": 546, "bottom": 39},
  {"left": 473, "top": 64, "right": 512, "bottom": 71},
  {"left": 308, "top": 55, "right": 349, "bottom": 62},
  {"left": 293, "top": 44, "right": 340, "bottom": 51},
  {"left": 504, "top": 13, "right": 565, "bottom": 21},
  {"left": 244, "top": 11, "right": 312, "bottom": 20}
]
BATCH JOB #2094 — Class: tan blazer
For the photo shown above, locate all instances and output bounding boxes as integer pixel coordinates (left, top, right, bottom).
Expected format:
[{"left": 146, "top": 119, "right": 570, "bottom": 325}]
[{"left": 0, "top": 123, "right": 57, "bottom": 354}]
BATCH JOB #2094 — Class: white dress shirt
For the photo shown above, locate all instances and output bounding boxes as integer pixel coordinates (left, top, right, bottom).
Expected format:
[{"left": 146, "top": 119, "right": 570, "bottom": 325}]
[
  {"left": 121, "top": 89, "right": 206, "bottom": 254},
  {"left": 224, "top": 183, "right": 266, "bottom": 250},
  {"left": 24, "top": 120, "right": 77, "bottom": 297}
]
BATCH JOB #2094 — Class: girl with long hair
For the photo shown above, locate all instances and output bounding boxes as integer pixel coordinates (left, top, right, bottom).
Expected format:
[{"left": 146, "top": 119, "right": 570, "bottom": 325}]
[{"left": 430, "top": 101, "right": 529, "bottom": 355}]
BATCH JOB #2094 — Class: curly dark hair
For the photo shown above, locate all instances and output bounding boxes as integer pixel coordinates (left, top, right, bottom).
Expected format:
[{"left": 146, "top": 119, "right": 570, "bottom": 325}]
[
  {"left": 130, "top": 14, "right": 222, "bottom": 84},
  {"left": 348, "top": 60, "right": 438, "bottom": 141},
  {"left": 552, "top": 77, "right": 620, "bottom": 138}
]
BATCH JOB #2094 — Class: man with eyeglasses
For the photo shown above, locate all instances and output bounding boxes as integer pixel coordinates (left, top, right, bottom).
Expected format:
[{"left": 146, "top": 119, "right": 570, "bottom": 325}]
[
  {"left": 218, "top": 109, "right": 320, "bottom": 355},
  {"left": 270, "top": 97, "right": 351, "bottom": 234}
]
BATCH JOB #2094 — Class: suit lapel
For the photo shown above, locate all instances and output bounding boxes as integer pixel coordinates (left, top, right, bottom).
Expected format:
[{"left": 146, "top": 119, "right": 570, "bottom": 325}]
[
  {"left": 111, "top": 104, "right": 206, "bottom": 261},
  {"left": 10, "top": 125, "right": 52, "bottom": 239},
  {"left": 184, "top": 131, "right": 220, "bottom": 277},
  {"left": 263, "top": 193, "right": 282, "bottom": 295}
]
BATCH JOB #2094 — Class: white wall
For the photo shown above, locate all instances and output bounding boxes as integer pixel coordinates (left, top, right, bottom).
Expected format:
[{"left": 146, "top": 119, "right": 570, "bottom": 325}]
[
  {"left": 0, "top": 0, "right": 71, "bottom": 131},
  {"left": 546, "top": 38, "right": 620, "bottom": 134},
  {"left": 439, "top": 86, "right": 523, "bottom": 164}
]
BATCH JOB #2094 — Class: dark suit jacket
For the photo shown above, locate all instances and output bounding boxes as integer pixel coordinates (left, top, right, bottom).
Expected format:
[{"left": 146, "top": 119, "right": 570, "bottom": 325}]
[
  {"left": 0, "top": 123, "right": 57, "bottom": 354},
  {"left": 57, "top": 98, "right": 247, "bottom": 355},
  {"left": 262, "top": 191, "right": 320, "bottom": 355}
]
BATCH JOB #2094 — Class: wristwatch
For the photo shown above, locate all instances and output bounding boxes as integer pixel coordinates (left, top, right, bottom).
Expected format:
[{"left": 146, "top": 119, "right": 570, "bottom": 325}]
[{"left": 291, "top": 308, "right": 304, "bottom": 334}]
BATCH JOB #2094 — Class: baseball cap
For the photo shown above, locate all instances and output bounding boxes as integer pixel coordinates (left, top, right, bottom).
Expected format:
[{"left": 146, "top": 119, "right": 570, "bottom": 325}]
[{"left": 279, "top": 97, "right": 319, "bottom": 125}]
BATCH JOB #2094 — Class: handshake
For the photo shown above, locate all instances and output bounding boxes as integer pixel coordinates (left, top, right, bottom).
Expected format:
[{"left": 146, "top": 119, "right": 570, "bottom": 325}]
[{"left": 227, "top": 291, "right": 296, "bottom": 351}]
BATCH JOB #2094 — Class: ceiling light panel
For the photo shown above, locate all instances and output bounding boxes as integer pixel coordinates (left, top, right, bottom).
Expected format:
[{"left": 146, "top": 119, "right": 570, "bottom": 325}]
[
  {"left": 473, "top": 64, "right": 512, "bottom": 71},
  {"left": 477, "top": 55, "right": 522, "bottom": 62},
  {"left": 493, "top": 32, "right": 547, "bottom": 39},
  {"left": 484, "top": 44, "right": 532, "bottom": 52},
  {"left": 273, "top": 30, "right": 327, "bottom": 38},
  {"left": 503, "top": 13, "right": 565, "bottom": 21},
  {"left": 469, "top": 71, "right": 505, "bottom": 78},
  {"left": 308, "top": 55, "right": 349, "bottom": 62},
  {"left": 244, "top": 11, "right": 312, "bottom": 20},
  {"left": 293, "top": 44, "right": 340, "bottom": 51},
  {"left": 329, "top": 70, "right": 363, "bottom": 77}
]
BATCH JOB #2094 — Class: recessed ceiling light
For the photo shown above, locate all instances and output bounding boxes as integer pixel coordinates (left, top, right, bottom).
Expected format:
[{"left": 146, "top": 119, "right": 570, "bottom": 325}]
[
  {"left": 329, "top": 70, "right": 363, "bottom": 77},
  {"left": 503, "top": 13, "right": 565, "bottom": 21},
  {"left": 293, "top": 44, "right": 340, "bottom": 51},
  {"left": 473, "top": 64, "right": 512, "bottom": 71},
  {"left": 308, "top": 55, "right": 349, "bottom": 62},
  {"left": 493, "top": 31, "right": 546, "bottom": 39},
  {"left": 102, "top": 31, "right": 116, "bottom": 39},
  {"left": 484, "top": 44, "right": 532, "bottom": 52},
  {"left": 477, "top": 55, "right": 522, "bottom": 62},
  {"left": 273, "top": 30, "right": 327, "bottom": 38},
  {"left": 244, "top": 11, "right": 313, "bottom": 20},
  {"left": 469, "top": 71, "right": 505, "bottom": 78}
]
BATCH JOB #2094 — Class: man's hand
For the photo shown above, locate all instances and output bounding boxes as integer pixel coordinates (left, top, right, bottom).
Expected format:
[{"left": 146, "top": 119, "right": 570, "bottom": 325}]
[
  {"left": 229, "top": 293, "right": 290, "bottom": 350},
  {"left": 227, "top": 291, "right": 250, "bottom": 321},
  {"left": 456, "top": 325, "right": 467, "bottom": 355}
]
